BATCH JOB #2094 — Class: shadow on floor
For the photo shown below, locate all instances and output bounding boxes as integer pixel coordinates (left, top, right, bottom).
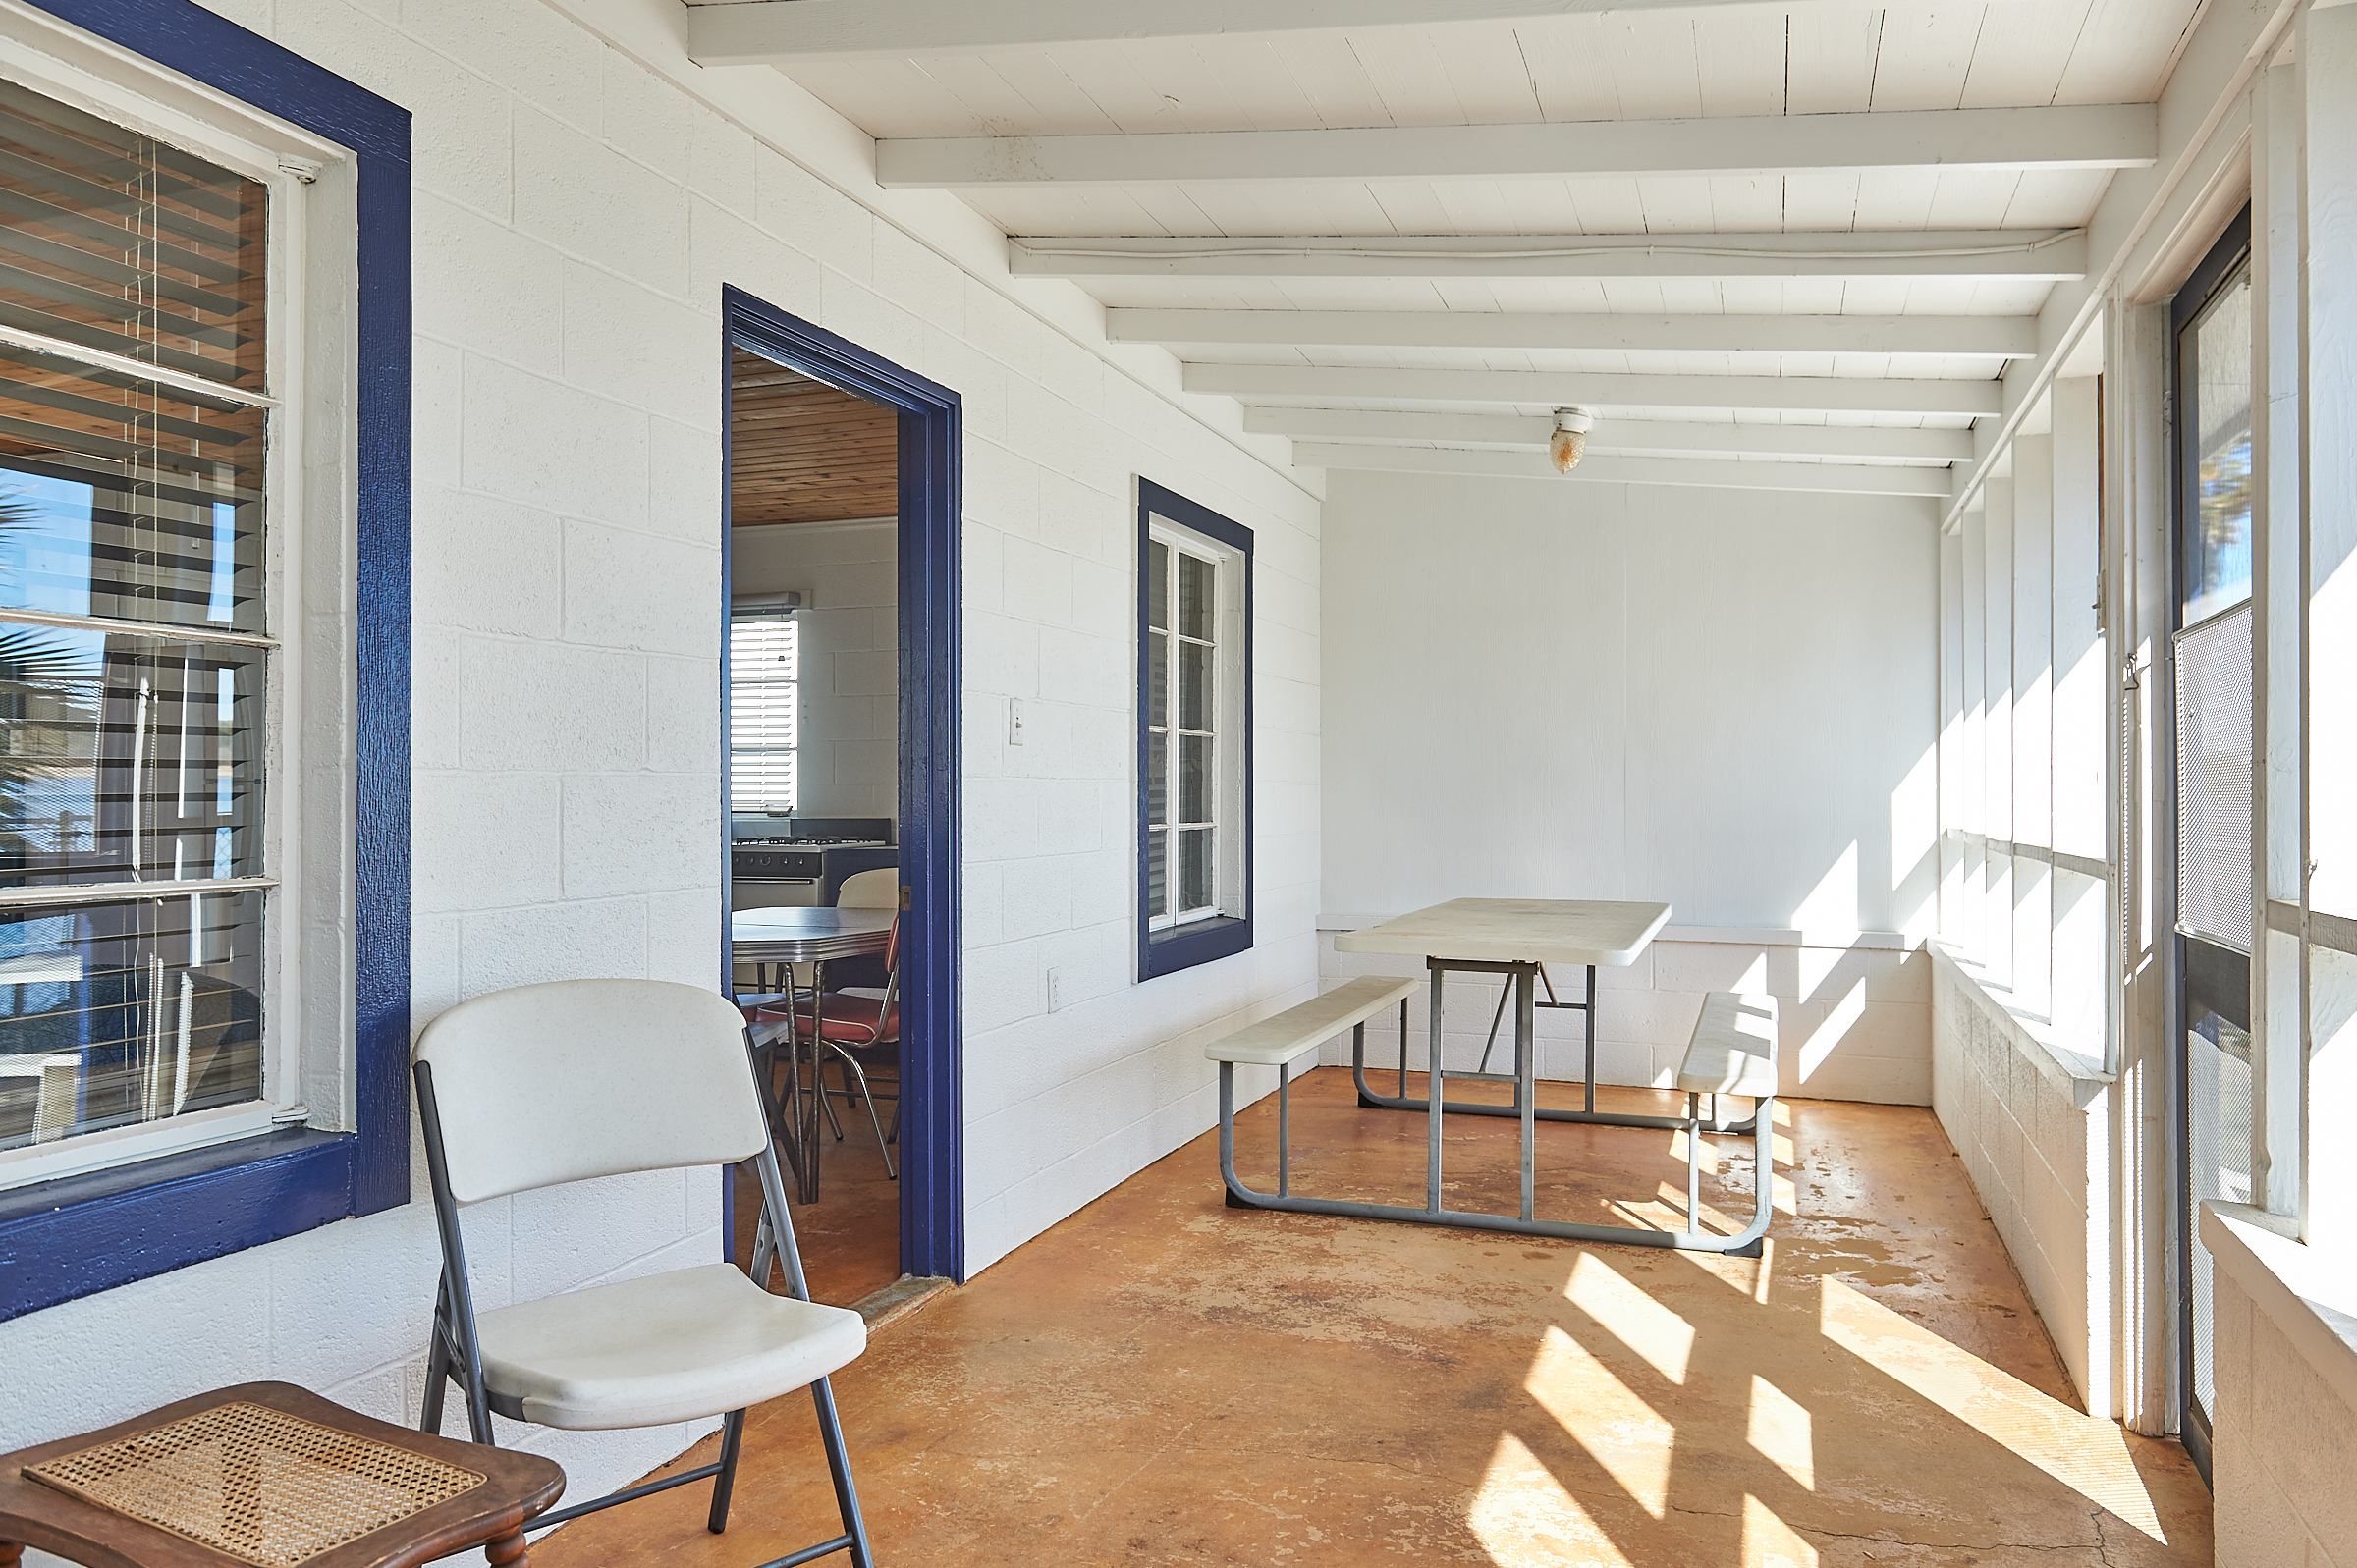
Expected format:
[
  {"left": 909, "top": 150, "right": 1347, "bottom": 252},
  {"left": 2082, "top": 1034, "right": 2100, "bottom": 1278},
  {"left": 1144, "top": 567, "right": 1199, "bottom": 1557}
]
[{"left": 540, "top": 1068, "right": 2212, "bottom": 1566}]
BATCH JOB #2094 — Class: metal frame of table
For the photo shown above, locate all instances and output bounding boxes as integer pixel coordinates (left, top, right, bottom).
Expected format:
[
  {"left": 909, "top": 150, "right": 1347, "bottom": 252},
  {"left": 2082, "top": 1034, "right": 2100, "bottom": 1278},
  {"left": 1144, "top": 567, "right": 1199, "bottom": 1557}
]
[
  {"left": 1219, "top": 899, "right": 1774, "bottom": 1256},
  {"left": 731, "top": 909, "right": 894, "bottom": 1205}
]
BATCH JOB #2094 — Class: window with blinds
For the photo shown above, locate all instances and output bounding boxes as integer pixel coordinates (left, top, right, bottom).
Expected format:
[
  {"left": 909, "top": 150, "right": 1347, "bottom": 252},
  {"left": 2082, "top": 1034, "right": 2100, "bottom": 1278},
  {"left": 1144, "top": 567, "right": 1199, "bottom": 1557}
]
[
  {"left": 0, "top": 80, "right": 275, "bottom": 1168},
  {"left": 730, "top": 606, "right": 798, "bottom": 813}
]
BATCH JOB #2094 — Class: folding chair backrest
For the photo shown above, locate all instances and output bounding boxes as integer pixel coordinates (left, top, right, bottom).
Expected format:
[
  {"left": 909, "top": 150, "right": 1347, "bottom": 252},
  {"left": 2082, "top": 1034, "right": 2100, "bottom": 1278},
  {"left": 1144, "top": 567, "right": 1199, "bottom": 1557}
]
[{"left": 414, "top": 979, "right": 769, "bottom": 1205}]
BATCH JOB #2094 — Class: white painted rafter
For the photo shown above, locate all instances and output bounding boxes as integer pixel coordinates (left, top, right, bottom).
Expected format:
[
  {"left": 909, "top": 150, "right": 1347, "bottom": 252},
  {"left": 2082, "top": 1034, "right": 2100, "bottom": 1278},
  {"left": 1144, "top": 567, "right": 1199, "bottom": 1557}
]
[
  {"left": 1013, "top": 231, "right": 2088, "bottom": 281},
  {"left": 1291, "top": 443, "right": 1955, "bottom": 498},
  {"left": 881, "top": 107, "right": 2155, "bottom": 189},
  {"left": 685, "top": 0, "right": 2027, "bottom": 63},
  {"left": 1112, "top": 309, "right": 2038, "bottom": 358},
  {"left": 1185, "top": 362, "right": 2002, "bottom": 417},
  {"left": 1245, "top": 407, "right": 1975, "bottom": 462}
]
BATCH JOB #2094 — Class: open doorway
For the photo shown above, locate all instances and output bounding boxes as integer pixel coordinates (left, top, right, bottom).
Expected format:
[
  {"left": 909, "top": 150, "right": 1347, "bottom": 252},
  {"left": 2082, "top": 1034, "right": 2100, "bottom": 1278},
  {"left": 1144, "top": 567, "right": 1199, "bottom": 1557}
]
[{"left": 723, "top": 291, "right": 964, "bottom": 1300}]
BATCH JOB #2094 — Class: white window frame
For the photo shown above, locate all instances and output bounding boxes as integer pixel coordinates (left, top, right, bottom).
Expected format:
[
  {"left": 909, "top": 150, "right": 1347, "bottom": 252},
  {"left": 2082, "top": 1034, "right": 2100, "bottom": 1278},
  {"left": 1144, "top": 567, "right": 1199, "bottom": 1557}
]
[
  {"left": 730, "top": 600, "right": 799, "bottom": 815},
  {"left": 1144, "top": 517, "right": 1246, "bottom": 935},
  {"left": 0, "top": 18, "right": 357, "bottom": 1190}
]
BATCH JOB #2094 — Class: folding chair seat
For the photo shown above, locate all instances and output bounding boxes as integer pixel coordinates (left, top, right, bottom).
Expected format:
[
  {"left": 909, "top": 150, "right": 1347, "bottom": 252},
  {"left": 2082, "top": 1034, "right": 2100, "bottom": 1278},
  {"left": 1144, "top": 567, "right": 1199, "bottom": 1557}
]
[{"left": 411, "top": 978, "right": 875, "bottom": 1567}]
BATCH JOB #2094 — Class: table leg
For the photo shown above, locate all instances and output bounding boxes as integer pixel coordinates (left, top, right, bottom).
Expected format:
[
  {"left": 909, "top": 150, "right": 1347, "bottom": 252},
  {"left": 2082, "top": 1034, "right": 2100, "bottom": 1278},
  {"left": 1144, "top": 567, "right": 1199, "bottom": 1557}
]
[
  {"left": 1583, "top": 963, "right": 1597, "bottom": 1113},
  {"left": 1517, "top": 962, "right": 1537, "bottom": 1223},
  {"left": 798, "top": 959, "right": 828, "bottom": 1204},
  {"left": 1426, "top": 958, "right": 1445, "bottom": 1214}
]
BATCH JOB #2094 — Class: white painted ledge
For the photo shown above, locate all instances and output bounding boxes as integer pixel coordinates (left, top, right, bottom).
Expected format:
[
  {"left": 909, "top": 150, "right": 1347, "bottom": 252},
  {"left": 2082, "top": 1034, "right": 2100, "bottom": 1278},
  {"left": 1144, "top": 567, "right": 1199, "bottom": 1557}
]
[
  {"left": 2202, "top": 1202, "right": 2357, "bottom": 1419},
  {"left": 1928, "top": 942, "right": 2111, "bottom": 1102},
  {"left": 1317, "top": 915, "right": 1906, "bottom": 949}
]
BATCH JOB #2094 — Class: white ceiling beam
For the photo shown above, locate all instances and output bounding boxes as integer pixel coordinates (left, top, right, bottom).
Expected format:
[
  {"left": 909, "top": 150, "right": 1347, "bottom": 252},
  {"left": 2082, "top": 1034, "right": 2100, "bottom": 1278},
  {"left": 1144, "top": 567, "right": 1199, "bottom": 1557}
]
[
  {"left": 1185, "top": 361, "right": 2002, "bottom": 416},
  {"left": 1013, "top": 230, "right": 2087, "bottom": 282},
  {"left": 686, "top": 0, "right": 2012, "bottom": 64},
  {"left": 881, "top": 106, "right": 2155, "bottom": 188},
  {"left": 1246, "top": 407, "right": 1975, "bottom": 461},
  {"left": 1292, "top": 443, "right": 1955, "bottom": 498},
  {"left": 1111, "top": 309, "right": 2037, "bottom": 358}
]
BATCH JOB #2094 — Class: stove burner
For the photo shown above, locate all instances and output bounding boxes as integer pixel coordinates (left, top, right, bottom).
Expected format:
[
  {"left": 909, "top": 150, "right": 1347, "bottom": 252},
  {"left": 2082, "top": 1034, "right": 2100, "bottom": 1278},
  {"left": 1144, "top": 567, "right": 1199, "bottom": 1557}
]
[{"left": 736, "top": 837, "right": 888, "bottom": 847}]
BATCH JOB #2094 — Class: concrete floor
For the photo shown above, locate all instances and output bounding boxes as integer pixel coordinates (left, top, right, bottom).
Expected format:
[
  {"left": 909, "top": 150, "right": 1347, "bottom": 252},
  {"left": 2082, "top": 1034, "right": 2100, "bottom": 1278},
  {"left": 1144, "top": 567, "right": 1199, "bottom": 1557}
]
[
  {"left": 536, "top": 1068, "right": 2213, "bottom": 1566},
  {"left": 739, "top": 1070, "right": 903, "bottom": 1309}
]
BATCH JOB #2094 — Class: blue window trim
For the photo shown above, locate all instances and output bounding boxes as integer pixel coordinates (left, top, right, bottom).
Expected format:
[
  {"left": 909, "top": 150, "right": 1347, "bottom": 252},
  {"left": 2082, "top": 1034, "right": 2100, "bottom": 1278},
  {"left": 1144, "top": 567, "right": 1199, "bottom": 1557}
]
[
  {"left": 1136, "top": 479, "right": 1254, "bottom": 981},
  {"left": 0, "top": 0, "right": 411, "bottom": 1322},
  {"left": 720, "top": 287, "right": 965, "bottom": 1283}
]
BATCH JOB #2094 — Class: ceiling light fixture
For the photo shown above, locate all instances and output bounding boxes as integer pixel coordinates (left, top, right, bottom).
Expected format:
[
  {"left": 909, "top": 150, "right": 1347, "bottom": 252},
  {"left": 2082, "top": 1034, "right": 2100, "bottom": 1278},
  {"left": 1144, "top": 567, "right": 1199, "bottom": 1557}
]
[{"left": 1550, "top": 407, "right": 1594, "bottom": 474}]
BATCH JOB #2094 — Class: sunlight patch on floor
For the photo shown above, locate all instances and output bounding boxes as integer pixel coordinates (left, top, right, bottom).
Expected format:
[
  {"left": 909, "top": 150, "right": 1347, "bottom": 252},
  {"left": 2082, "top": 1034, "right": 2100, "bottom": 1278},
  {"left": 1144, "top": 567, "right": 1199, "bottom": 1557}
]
[
  {"left": 1746, "top": 1375, "right": 1815, "bottom": 1490},
  {"left": 1524, "top": 1324, "right": 1676, "bottom": 1518},
  {"left": 1818, "top": 1274, "right": 2167, "bottom": 1541},
  {"left": 1563, "top": 1251, "right": 1693, "bottom": 1383},
  {"left": 1467, "top": 1431, "right": 1628, "bottom": 1566}
]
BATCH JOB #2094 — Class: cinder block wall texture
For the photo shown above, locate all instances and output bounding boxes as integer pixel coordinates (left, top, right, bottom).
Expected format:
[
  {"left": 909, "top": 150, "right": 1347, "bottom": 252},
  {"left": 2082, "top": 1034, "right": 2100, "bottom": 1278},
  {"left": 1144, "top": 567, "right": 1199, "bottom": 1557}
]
[{"left": 0, "top": 0, "right": 1321, "bottom": 1509}]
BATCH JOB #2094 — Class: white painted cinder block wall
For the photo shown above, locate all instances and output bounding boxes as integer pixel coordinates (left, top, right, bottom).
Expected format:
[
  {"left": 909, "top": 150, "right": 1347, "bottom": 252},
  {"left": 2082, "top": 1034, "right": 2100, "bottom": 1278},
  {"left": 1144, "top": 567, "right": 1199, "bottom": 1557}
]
[
  {"left": 1316, "top": 469, "right": 1939, "bottom": 1104},
  {"left": 731, "top": 520, "right": 898, "bottom": 818},
  {"left": 0, "top": 0, "right": 1321, "bottom": 1507}
]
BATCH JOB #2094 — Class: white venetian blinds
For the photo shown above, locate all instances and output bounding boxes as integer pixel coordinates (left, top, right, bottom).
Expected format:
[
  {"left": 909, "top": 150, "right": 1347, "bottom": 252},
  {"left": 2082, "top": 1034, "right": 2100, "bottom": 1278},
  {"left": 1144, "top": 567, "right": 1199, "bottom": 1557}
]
[{"left": 729, "top": 606, "right": 796, "bottom": 813}]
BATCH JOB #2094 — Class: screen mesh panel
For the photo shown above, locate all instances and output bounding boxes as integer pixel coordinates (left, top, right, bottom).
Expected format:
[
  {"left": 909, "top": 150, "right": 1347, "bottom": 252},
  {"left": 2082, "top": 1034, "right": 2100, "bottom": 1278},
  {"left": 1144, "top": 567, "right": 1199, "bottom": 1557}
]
[
  {"left": 2185, "top": 1000, "right": 2253, "bottom": 1423},
  {"left": 2174, "top": 602, "right": 2252, "bottom": 951}
]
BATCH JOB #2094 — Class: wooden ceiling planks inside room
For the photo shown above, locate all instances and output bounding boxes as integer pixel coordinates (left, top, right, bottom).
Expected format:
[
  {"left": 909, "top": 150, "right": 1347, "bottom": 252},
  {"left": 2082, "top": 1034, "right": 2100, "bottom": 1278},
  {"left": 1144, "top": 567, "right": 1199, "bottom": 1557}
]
[{"left": 730, "top": 349, "right": 898, "bottom": 525}]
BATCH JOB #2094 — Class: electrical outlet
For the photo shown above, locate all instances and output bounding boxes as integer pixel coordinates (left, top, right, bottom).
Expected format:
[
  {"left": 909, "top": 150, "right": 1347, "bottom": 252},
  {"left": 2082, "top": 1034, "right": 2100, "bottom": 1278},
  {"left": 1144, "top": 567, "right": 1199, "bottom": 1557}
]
[
  {"left": 1009, "top": 697, "right": 1026, "bottom": 745},
  {"left": 1047, "top": 966, "right": 1064, "bottom": 1012}
]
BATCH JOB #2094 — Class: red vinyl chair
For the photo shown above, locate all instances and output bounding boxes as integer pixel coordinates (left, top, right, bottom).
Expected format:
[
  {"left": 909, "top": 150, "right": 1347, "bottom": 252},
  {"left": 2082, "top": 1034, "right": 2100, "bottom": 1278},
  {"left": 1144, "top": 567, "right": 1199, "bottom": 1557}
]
[{"left": 794, "top": 914, "right": 901, "bottom": 1180}]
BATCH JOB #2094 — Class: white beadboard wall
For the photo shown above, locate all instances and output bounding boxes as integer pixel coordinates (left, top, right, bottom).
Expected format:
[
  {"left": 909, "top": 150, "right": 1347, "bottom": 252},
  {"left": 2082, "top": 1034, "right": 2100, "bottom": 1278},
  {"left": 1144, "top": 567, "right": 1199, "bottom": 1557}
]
[{"left": 0, "top": 0, "right": 1321, "bottom": 1511}]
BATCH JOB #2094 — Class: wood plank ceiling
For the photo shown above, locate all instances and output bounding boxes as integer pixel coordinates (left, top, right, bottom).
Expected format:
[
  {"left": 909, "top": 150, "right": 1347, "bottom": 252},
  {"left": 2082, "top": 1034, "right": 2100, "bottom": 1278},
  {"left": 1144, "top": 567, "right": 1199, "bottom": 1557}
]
[
  {"left": 689, "top": 0, "right": 2204, "bottom": 500},
  {"left": 731, "top": 350, "right": 898, "bottom": 526}
]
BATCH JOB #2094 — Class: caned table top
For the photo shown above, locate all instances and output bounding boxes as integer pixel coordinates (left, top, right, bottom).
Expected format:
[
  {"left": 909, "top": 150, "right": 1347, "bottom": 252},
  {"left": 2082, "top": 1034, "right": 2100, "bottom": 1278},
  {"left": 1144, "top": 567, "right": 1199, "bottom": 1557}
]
[{"left": 1332, "top": 898, "right": 1672, "bottom": 967}]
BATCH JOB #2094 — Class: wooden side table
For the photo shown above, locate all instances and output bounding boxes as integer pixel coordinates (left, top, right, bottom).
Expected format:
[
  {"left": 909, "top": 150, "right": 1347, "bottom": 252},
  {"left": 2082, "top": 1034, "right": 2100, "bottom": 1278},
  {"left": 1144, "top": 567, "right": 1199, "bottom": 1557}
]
[{"left": 0, "top": 1382, "right": 564, "bottom": 1568}]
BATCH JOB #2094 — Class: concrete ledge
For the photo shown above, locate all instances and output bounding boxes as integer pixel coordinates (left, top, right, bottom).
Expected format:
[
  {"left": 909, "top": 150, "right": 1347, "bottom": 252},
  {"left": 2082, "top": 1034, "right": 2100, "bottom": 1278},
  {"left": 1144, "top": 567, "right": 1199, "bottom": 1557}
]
[
  {"left": 2202, "top": 1202, "right": 2357, "bottom": 1419},
  {"left": 1927, "top": 942, "right": 2111, "bottom": 1106},
  {"left": 1319, "top": 916, "right": 1908, "bottom": 949}
]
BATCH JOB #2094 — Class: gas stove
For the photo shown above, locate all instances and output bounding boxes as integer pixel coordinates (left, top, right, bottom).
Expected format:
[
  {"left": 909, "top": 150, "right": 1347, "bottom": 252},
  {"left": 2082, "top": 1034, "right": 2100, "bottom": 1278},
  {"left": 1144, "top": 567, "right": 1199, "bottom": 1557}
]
[
  {"left": 730, "top": 819, "right": 897, "bottom": 911},
  {"left": 736, "top": 836, "right": 890, "bottom": 848}
]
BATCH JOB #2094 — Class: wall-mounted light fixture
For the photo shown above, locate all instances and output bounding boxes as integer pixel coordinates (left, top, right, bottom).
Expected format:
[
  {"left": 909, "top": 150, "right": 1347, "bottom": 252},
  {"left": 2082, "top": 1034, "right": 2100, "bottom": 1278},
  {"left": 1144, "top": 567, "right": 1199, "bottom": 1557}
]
[{"left": 1550, "top": 407, "right": 1595, "bottom": 474}]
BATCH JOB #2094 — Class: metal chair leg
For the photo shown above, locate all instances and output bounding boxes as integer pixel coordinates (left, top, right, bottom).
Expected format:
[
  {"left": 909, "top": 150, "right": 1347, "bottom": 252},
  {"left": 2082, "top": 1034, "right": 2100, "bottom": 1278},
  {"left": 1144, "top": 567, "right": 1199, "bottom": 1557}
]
[
  {"left": 822, "top": 1044, "right": 898, "bottom": 1180},
  {"left": 810, "top": 1377, "right": 876, "bottom": 1568},
  {"left": 706, "top": 1408, "right": 746, "bottom": 1534}
]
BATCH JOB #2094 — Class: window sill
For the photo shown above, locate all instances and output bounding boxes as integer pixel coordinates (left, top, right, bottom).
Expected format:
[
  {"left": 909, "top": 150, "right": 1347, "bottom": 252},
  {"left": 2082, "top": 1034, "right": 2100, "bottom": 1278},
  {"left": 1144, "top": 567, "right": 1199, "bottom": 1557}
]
[
  {"left": 1142, "top": 913, "right": 1252, "bottom": 979},
  {"left": 2201, "top": 1201, "right": 2357, "bottom": 1419},
  {"left": 1928, "top": 941, "right": 2113, "bottom": 1103},
  {"left": 0, "top": 1127, "right": 358, "bottom": 1322}
]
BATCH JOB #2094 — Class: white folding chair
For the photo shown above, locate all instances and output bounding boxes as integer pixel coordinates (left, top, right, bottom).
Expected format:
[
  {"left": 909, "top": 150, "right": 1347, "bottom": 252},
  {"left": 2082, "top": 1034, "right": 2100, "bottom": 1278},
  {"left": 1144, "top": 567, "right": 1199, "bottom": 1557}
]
[{"left": 411, "top": 979, "right": 875, "bottom": 1567}]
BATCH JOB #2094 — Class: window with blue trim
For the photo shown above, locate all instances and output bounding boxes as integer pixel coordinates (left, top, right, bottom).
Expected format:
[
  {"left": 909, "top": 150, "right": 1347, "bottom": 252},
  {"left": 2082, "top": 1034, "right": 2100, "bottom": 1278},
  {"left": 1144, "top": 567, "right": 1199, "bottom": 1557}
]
[
  {"left": 1136, "top": 480, "right": 1252, "bottom": 980},
  {"left": 0, "top": 0, "right": 411, "bottom": 1321}
]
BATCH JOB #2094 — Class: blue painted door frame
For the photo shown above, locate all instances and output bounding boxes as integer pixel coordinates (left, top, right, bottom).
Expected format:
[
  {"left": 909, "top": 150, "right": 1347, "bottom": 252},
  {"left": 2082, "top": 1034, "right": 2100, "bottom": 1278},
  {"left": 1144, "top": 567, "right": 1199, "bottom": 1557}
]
[{"left": 722, "top": 288, "right": 963, "bottom": 1283}]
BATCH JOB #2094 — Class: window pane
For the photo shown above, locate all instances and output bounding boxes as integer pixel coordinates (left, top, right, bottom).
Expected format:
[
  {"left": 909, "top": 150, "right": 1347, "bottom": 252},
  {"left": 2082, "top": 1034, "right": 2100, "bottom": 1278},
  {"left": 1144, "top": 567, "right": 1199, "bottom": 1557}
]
[
  {"left": 1147, "top": 626, "right": 1168, "bottom": 729},
  {"left": 1, "top": 625, "right": 262, "bottom": 890},
  {"left": 1177, "top": 733, "right": 1208, "bottom": 824},
  {"left": 0, "top": 888, "right": 263, "bottom": 1151},
  {"left": 1146, "top": 539, "right": 1168, "bottom": 631},
  {"left": 1178, "top": 828, "right": 1212, "bottom": 913},
  {"left": 1178, "top": 638, "right": 1210, "bottom": 732},
  {"left": 1, "top": 342, "right": 267, "bottom": 633},
  {"left": 1178, "top": 552, "right": 1213, "bottom": 640},
  {"left": 1145, "top": 828, "right": 1167, "bottom": 921},
  {"left": 2181, "top": 263, "right": 2251, "bottom": 624},
  {"left": 0, "top": 81, "right": 267, "bottom": 390},
  {"left": 1146, "top": 730, "right": 1167, "bottom": 827},
  {"left": 2186, "top": 1001, "right": 2254, "bottom": 1418}
]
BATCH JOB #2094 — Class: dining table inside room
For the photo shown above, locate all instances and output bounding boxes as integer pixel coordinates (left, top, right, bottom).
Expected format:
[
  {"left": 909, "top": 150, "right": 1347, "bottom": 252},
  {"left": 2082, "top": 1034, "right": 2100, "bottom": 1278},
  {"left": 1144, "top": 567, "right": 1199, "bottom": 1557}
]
[{"left": 730, "top": 905, "right": 895, "bottom": 1205}]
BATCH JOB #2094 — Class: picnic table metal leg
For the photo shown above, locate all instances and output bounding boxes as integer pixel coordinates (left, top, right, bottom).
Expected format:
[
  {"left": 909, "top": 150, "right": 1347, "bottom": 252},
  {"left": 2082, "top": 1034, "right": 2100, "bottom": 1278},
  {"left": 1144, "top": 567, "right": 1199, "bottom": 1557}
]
[
  {"left": 1427, "top": 958, "right": 1446, "bottom": 1215},
  {"left": 1278, "top": 1065, "right": 1291, "bottom": 1197},
  {"left": 1583, "top": 963, "right": 1598, "bottom": 1113},
  {"left": 1686, "top": 1091, "right": 1702, "bottom": 1235},
  {"left": 1517, "top": 962, "right": 1536, "bottom": 1222}
]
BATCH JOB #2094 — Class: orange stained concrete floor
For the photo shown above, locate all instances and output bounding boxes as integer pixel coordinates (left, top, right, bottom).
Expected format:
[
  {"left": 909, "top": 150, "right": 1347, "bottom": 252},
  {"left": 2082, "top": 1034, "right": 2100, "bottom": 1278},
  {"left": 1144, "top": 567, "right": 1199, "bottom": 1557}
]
[
  {"left": 536, "top": 1067, "right": 2213, "bottom": 1566},
  {"left": 740, "top": 1068, "right": 904, "bottom": 1309}
]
